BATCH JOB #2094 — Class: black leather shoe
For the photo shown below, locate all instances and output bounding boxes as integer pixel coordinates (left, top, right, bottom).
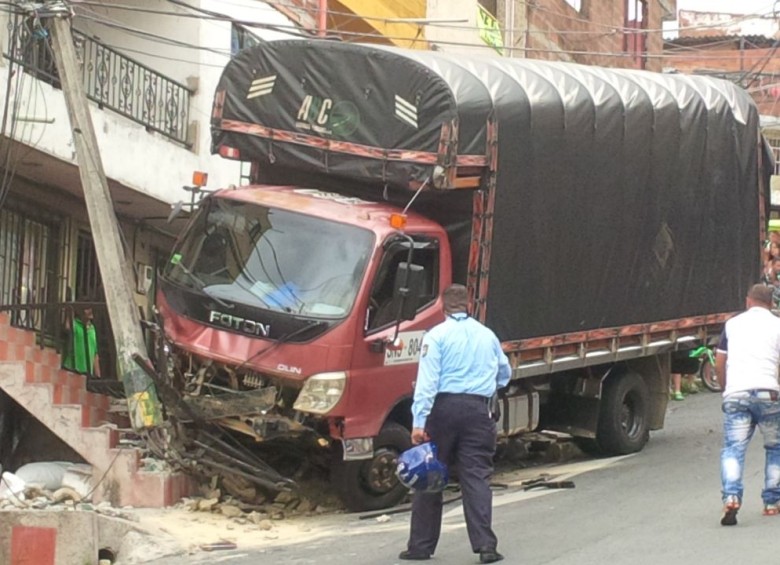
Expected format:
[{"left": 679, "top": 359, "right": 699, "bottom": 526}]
[
  {"left": 399, "top": 549, "right": 432, "bottom": 560},
  {"left": 479, "top": 550, "right": 504, "bottom": 563}
]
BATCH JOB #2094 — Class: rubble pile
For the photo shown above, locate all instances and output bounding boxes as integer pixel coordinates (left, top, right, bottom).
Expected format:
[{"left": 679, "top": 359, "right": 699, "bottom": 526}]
[
  {"left": 0, "top": 461, "right": 105, "bottom": 511},
  {"left": 0, "top": 489, "right": 138, "bottom": 520},
  {"left": 176, "top": 475, "right": 342, "bottom": 529}
]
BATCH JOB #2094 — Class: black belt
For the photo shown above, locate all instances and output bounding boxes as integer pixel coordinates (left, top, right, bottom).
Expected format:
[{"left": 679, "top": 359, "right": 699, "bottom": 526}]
[{"left": 437, "top": 392, "right": 492, "bottom": 404}]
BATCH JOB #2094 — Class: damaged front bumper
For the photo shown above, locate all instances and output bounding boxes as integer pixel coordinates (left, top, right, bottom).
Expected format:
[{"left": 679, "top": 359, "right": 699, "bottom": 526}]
[{"left": 174, "top": 386, "right": 313, "bottom": 443}]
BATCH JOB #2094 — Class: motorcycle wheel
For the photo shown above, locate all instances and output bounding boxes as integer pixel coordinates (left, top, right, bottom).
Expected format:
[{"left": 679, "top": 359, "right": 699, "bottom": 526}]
[{"left": 698, "top": 359, "right": 722, "bottom": 392}]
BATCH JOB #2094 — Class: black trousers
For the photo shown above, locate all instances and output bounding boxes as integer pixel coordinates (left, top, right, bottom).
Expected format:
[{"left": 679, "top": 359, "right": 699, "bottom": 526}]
[{"left": 407, "top": 393, "right": 498, "bottom": 554}]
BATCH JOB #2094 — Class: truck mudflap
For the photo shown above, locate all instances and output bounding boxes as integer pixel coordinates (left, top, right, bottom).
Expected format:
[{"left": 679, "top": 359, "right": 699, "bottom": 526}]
[{"left": 133, "top": 353, "right": 301, "bottom": 498}]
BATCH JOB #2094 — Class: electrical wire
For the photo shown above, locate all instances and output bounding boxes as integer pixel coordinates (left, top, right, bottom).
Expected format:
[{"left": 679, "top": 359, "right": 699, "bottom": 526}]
[
  {"left": 190, "top": 0, "right": 780, "bottom": 38},
  {"left": 72, "top": 0, "right": 309, "bottom": 38},
  {"left": 7, "top": 0, "right": 774, "bottom": 146},
  {"left": 738, "top": 38, "right": 780, "bottom": 88},
  {"left": 72, "top": 6, "right": 775, "bottom": 64},
  {"left": 69, "top": 0, "right": 780, "bottom": 47},
  {"left": 0, "top": 16, "right": 36, "bottom": 210},
  {"left": 9, "top": 19, "right": 51, "bottom": 181},
  {"left": 75, "top": 12, "right": 231, "bottom": 55}
]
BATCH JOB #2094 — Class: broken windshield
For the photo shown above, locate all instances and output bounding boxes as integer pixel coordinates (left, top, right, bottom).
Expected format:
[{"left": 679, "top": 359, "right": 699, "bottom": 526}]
[{"left": 164, "top": 197, "right": 374, "bottom": 319}]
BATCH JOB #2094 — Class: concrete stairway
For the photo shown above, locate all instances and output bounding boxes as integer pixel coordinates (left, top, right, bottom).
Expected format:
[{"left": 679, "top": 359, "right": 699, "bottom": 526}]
[{"left": 0, "top": 314, "right": 191, "bottom": 507}]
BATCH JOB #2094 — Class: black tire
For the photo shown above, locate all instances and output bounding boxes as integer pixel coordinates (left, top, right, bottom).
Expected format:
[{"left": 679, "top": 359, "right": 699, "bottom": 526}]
[
  {"left": 596, "top": 372, "right": 650, "bottom": 455},
  {"left": 698, "top": 359, "right": 722, "bottom": 392},
  {"left": 331, "top": 421, "right": 411, "bottom": 512},
  {"left": 572, "top": 437, "right": 602, "bottom": 456}
]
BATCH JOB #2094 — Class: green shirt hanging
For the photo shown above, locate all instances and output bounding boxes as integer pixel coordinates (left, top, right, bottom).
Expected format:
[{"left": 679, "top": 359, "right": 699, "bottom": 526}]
[{"left": 62, "top": 318, "right": 98, "bottom": 375}]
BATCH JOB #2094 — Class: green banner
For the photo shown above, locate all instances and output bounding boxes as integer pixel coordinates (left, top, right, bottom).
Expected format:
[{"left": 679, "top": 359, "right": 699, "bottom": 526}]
[{"left": 477, "top": 5, "right": 504, "bottom": 55}]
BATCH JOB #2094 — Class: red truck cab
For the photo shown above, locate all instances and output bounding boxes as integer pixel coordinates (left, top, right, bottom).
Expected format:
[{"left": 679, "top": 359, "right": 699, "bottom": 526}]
[{"left": 158, "top": 185, "right": 450, "bottom": 510}]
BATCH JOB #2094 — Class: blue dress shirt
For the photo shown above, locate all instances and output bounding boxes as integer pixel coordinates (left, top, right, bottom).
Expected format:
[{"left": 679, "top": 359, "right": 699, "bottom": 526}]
[{"left": 412, "top": 313, "right": 511, "bottom": 429}]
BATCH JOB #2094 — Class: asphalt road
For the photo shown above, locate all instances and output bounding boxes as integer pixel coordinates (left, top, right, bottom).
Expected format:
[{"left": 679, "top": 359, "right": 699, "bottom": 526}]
[{"left": 160, "top": 391, "right": 778, "bottom": 565}]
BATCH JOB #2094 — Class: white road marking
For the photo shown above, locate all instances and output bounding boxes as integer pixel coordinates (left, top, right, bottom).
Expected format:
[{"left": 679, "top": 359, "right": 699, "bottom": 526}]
[{"left": 443, "top": 454, "right": 635, "bottom": 519}]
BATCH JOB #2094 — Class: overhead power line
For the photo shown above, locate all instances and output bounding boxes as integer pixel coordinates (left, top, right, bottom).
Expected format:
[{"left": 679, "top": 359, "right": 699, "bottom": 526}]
[
  {"left": 70, "top": 0, "right": 780, "bottom": 41},
  {"left": 71, "top": 7, "right": 780, "bottom": 64}
]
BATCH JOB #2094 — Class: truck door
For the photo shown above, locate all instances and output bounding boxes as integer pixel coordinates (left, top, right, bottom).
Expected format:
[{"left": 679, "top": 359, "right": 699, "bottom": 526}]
[
  {"left": 332, "top": 234, "right": 445, "bottom": 512},
  {"left": 365, "top": 235, "right": 439, "bottom": 333},
  {"left": 350, "top": 233, "right": 444, "bottom": 412}
]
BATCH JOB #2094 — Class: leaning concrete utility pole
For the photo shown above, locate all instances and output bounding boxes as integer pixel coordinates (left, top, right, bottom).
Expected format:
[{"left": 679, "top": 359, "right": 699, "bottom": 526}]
[{"left": 42, "top": 2, "right": 162, "bottom": 429}]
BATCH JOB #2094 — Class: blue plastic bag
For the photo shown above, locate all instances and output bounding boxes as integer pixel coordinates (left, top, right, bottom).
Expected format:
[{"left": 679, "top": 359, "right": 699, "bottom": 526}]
[{"left": 396, "top": 442, "right": 449, "bottom": 492}]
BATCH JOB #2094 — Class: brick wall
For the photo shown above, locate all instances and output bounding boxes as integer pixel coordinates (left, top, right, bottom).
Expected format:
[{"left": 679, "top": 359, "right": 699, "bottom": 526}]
[
  {"left": 666, "top": 42, "right": 780, "bottom": 117},
  {"left": 514, "top": 0, "right": 672, "bottom": 71}
]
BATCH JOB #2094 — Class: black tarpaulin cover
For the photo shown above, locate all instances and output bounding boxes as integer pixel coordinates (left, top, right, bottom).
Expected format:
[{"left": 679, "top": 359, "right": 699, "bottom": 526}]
[{"left": 212, "top": 40, "right": 764, "bottom": 341}]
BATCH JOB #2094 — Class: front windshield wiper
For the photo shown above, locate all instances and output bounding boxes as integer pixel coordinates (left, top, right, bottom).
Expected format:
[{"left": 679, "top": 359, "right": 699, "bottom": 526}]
[{"left": 172, "top": 263, "right": 234, "bottom": 310}]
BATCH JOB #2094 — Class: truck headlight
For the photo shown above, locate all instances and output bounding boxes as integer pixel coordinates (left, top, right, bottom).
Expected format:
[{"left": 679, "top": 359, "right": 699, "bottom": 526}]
[{"left": 294, "top": 371, "right": 346, "bottom": 414}]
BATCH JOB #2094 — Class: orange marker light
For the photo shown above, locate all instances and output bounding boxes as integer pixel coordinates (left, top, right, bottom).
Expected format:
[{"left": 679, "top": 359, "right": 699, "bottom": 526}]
[
  {"left": 192, "top": 171, "right": 209, "bottom": 187},
  {"left": 389, "top": 213, "right": 407, "bottom": 230}
]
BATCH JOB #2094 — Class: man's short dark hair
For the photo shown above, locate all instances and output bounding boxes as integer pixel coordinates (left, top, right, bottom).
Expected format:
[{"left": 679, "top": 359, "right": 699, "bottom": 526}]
[
  {"left": 747, "top": 283, "right": 774, "bottom": 306},
  {"left": 443, "top": 284, "right": 469, "bottom": 314}
]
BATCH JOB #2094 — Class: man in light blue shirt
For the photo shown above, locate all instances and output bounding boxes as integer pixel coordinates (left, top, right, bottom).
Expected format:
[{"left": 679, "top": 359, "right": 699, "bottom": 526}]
[{"left": 400, "top": 284, "right": 511, "bottom": 564}]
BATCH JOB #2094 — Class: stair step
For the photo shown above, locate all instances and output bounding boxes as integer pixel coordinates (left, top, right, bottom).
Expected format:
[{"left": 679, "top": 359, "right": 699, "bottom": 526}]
[{"left": 0, "top": 330, "right": 193, "bottom": 507}]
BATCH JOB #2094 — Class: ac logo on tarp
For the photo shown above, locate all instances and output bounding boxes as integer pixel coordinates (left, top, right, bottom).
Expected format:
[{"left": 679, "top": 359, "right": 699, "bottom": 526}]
[
  {"left": 295, "top": 95, "right": 360, "bottom": 137},
  {"left": 297, "top": 95, "right": 333, "bottom": 126}
]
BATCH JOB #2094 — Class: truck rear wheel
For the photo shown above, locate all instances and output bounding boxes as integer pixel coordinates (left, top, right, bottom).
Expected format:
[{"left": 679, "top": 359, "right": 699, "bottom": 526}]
[
  {"left": 331, "top": 421, "right": 411, "bottom": 512},
  {"left": 595, "top": 372, "right": 649, "bottom": 455}
]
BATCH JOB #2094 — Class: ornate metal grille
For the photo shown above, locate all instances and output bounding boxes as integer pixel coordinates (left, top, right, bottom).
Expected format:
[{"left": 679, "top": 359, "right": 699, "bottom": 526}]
[{"left": 6, "top": 16, "right": 193, "bottom": 147}]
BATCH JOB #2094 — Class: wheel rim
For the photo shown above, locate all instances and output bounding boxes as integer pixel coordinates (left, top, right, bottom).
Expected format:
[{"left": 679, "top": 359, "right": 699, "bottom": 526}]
[
  {"left": 619, "top": 392, "right": 643, "bottom": 439},
  {"left": 361, "top": 447, "right": 400, "bottom": 495},
  {"left": 701, "top": 363, "right": 722, "bottom": 391}
]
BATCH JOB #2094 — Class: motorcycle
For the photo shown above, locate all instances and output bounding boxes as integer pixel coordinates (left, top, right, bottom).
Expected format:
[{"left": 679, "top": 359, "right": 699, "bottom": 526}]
[{"left": 689, "top": 345, "right": 721, "bottom": 392}]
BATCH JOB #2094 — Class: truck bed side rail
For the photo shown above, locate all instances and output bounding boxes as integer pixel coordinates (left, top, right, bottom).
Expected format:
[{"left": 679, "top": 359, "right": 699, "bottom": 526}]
[{"left": 504, "top": 313, "right": 731, "bottom": 379}]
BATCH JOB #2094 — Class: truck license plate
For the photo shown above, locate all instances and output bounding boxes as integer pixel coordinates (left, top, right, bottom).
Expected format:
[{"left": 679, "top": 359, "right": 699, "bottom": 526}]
[{"left": 384, "top": 331, "right": 427, "bottom": 366}]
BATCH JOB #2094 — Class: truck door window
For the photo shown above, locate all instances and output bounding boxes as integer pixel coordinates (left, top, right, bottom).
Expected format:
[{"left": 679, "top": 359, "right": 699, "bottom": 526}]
[{"left": 366, "top": 236, "right": 438, "bottom": 331}]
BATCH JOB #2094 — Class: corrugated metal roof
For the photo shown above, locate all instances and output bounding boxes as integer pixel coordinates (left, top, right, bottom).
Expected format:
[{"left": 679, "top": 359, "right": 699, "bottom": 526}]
[{"left": 665, "top": 34, "right": 775, "bottom": 48}]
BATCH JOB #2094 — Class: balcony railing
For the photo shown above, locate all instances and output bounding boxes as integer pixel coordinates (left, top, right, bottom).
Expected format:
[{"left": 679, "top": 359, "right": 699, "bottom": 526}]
[{"left": 6, "top": 16, "right": 193, "bottom": 147}]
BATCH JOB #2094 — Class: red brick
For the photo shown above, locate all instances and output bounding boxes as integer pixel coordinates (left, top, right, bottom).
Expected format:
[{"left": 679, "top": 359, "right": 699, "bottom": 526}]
[
  {"left": 82, "top": 406, "right": 107, "bottom": 427},
  {"left": 52, "top": 384, "right": 65, "bottom": 404},
  {"left": 106, "top": 427, "right": 119, "bottom": 448},
  {"left": 24, "top": 361, "right": 35, "bottom": 383},
  {"left": 69, "top": 387, "right": 86, "bottom": 406},
  {"left": 51, "top": 372, "right": 68, "bottom": 386},
  {"left": 517, "top": 0, "right": 665, "bottom": 72},
  {"left": 44, "top": 350, "right": 61, "bottom": 367},
  {"left": 91, "top": 393, "right": 110, "bottom": 411},
  {"left": 31, "top": 347, "right": 44, "bottom": 364},
  {"left": 21, "top": 330, "right": 35, "bottom": 347},
  {"left": 35, "top": 365, "right": 54, "bottom": 384},
  {"left": 12, "top": 343, "right": 25, "bottom": 360},
  {"left": 11, "top": 526, "right": 56, "bottom": 565},
  {"left": 0, "top": 340, "right": 9, "bottom": 359},
  {"left": 6, "top": 327, "right": 18, "bottom": 343},
  {"left": 58, "top": 369, "right": 86, "bottom": 390},
  {"left": 81, "top": 406, "right": 92, "bottom": 427}
]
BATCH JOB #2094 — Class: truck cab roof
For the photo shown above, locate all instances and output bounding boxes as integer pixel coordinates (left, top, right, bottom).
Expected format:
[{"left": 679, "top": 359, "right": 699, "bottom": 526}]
[{"left": 215, "top": 184, "right": 439, "bottom": 238}]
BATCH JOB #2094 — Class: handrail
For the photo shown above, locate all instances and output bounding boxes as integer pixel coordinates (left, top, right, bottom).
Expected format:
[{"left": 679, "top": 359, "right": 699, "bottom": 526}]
[{"left": 5, "top": 15, "right": 193, "bottom": 147}]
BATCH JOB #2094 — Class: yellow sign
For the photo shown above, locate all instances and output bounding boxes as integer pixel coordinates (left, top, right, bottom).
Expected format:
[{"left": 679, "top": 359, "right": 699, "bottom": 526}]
[{"left": 478, "top": 5, "right": 504, "bottom": 55}]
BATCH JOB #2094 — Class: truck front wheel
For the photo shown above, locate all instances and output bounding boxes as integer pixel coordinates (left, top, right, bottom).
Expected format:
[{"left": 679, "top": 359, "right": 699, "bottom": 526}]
[
  {"left": 331, "top": 421, "right": 411, "bottom": 512},
  {"left": 596, "top": 372, "right": 650, "bottom": 455}
]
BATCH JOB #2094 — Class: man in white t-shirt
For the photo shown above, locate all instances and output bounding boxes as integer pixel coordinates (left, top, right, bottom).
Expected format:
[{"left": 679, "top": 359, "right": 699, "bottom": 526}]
[{"left": 716, "top": 284, "right": 780, "bottom": 526}]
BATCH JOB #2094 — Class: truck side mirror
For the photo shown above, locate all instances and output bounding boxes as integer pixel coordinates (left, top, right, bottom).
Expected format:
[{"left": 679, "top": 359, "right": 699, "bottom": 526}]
[{"left": 393, "top": 262, "right": 424, "bottom": 321}]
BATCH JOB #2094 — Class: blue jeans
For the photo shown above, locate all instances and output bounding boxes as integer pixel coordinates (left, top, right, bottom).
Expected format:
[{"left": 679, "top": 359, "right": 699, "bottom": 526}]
[{"left": 721, "top": 392, "right": 780, "bottom": 505}]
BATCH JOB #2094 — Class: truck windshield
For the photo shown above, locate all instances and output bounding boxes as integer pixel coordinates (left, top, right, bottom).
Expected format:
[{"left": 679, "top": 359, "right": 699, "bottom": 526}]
[{"left": 163, "top": 197, "right": 374, "bottom": 318}]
